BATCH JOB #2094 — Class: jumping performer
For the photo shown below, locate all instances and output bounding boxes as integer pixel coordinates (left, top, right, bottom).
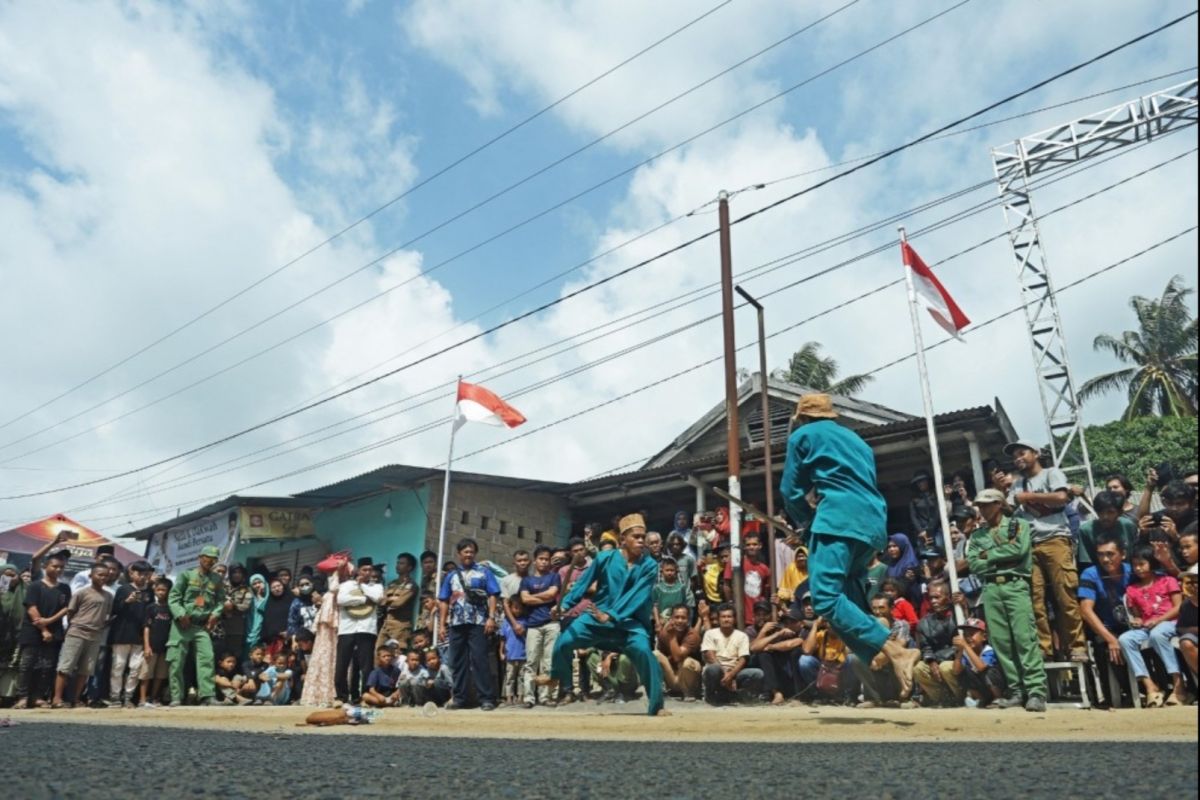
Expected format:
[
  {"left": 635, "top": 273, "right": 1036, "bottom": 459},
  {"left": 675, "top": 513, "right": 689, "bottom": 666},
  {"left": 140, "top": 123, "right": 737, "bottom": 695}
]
[
  {"left": 538, "top": 513, "right": 667, "bottom": 716},
  {"left": 780, "top": 394, "right": 920, "bottom": 696}
]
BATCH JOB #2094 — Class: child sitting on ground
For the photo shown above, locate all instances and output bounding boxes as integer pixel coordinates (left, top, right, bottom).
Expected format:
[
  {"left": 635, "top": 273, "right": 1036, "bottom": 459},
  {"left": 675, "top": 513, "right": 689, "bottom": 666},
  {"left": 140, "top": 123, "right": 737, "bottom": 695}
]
[
  {"left": 499, "top": 597, "right": 528, "bottom": 706},
  {"left": 397, "top": 650, "right": 430, "bottom": 707},
  {"left": 254, "top": 652, "right": 294, "bottom": 705},
  {"left": 879, "top": 577, "right": 919, "bottom": 628},
  {"left": 363, "top": 647, "right": 401, "bottom": 708},
  {"left": 952, "top": 618, "right": 1006, "bottom": 707},
  {"left": 213, "top": 652, "right": 250, "bottom": 705},
  {"left": 241, "top": 644, "right": 269, "bottom": 700}
]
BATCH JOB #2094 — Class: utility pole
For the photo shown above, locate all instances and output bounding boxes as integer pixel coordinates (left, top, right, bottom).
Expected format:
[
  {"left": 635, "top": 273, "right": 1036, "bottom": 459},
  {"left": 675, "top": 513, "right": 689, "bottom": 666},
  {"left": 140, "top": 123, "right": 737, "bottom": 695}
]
[
  {"left": 734, "top": 284, "right": 775, "bottom": 593},
  {"left": 718, "top": 191, "right": 743, "bottom": 627}
]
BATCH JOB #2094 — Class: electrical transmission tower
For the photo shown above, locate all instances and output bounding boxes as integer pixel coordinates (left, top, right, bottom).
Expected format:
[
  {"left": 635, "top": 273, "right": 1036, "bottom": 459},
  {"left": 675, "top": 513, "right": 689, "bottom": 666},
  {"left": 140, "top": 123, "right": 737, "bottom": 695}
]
[{"left": 991, "top": 78, "right": 1198, "bottom": 492}]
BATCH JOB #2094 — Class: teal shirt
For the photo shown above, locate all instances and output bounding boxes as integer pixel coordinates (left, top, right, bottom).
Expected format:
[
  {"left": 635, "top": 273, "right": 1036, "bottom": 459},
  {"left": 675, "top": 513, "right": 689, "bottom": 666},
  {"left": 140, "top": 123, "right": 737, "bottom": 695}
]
[
  {"left": 1077, "top": 516, "right": 1136, "bottom": 567},
  {"left": 560, "top": 549, "right": 657, "bottom": 634},
  {"left": 779, "top": 419, "right": 887, "bottom": 550}
]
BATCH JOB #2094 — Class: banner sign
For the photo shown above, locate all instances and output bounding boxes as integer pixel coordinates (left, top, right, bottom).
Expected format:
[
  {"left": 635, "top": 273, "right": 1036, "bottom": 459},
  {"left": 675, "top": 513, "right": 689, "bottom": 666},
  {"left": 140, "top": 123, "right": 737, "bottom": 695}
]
[
  {"left": 239, "top": 506, "right": 315, "bottom": 541},
  {"left": 145, "top": 509, "right": 237, "bottom": 578}
]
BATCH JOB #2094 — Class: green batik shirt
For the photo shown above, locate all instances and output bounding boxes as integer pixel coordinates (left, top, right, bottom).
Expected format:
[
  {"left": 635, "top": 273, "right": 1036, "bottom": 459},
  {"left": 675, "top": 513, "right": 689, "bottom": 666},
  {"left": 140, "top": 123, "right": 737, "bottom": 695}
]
[
  {"left": 966, "top": 515, "right": 1033, "bottom": 581},
  {"left": 168, "top": 568, "right": 227, "bottom": 624}
]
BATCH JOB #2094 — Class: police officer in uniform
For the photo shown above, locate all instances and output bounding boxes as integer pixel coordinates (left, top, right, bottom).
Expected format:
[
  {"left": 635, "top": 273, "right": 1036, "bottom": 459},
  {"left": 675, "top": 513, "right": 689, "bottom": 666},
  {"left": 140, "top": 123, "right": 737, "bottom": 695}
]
[
  {"left": 966, "top": 489, "right": 1047, "bottom": 712},
  {"left": 167, "top": 544, "right": 226, "bottom": 706},
  {"left": 377, "top": 553, "right": 418, "bottom": 651}
]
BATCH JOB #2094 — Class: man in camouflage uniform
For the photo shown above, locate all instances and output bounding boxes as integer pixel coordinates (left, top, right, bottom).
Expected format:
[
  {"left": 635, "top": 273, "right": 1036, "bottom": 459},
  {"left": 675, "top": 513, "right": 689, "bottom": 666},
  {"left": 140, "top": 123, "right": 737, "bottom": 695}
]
[
  {"left": 966, "top": 489, "right": 1047, "bottom": 712},
  {"left": 167, "top": 545, "right": 226, "bottom": 706},
  {"left": 378, "top": 553, "right": 418, "bottom": 651}
]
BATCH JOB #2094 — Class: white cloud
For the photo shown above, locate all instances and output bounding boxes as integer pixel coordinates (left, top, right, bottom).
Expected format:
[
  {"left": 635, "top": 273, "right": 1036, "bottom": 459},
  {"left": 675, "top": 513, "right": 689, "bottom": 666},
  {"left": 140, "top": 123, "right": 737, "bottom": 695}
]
[{"left": 0, "top": 0, "right": 1194, "bottom": 536}]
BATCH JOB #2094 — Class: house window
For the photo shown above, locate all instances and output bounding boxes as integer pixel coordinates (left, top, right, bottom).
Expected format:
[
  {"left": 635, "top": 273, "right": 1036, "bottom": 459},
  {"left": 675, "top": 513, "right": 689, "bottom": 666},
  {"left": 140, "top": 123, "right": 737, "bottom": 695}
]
[
  {"left": 517, "top": 525, "right": 525, "bottom": 539},
  {"left": 499, "top": 521, "right": 508, "bottom": 535},
  {"left": 480, "top": 516, "right": 490, "bottom": 530},
  {"left": 534, "top": 530, "right": 543, "bottom": 543},
  {"left": 460, "top": 510, "right": 470, "bottom": 525}
]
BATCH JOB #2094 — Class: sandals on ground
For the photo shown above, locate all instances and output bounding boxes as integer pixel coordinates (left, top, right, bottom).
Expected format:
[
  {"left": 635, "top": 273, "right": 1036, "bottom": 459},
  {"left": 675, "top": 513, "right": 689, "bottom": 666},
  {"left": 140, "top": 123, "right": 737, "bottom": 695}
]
[{"left": 1145, "top": 691, "right": 1165, "bottom": 708}]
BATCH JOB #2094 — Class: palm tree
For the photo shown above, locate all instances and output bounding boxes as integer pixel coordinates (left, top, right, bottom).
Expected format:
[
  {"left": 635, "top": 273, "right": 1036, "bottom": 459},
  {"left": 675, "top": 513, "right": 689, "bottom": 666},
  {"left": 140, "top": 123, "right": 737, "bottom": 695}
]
[
  {"left": 1078, "top": 275, "right": 1198, "bottom": 419},
  {"left": 776, "top": 341, "right": 874, "bottom": 396}
]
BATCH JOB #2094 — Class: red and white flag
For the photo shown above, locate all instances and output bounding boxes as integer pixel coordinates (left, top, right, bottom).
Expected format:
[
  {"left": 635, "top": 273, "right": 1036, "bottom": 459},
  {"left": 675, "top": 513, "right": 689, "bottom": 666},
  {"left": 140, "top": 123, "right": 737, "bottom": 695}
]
[
  {"left": 901, "top": 241, "right": 970, "bottom": 339},
  {"left": 456, "top": 380, "right": 527, "bottom": 429}
]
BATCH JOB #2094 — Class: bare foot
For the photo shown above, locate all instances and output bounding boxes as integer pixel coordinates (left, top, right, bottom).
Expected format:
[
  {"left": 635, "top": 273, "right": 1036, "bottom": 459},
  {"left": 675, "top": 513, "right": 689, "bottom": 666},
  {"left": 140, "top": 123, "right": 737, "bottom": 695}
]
[
  {"left": 882, "top": 640, "right": 919, "bottom": 700},
  {"left": 770, "top": 692, "right": 786, "bottom": 706},
  {"left": 654, "top": 708, "right": 672, "bottom": 716}
]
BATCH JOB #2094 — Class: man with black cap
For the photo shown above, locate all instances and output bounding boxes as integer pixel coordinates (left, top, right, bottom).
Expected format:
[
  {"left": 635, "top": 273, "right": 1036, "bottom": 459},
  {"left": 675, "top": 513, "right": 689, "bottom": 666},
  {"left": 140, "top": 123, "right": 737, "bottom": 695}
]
[
  {"left": 166, "top": 544, "right": 226, "bottom": 706},
  {"left": 780, "top": 394, "right": 920, "bottom": 699},
  {"left": 335, "top": 557, "right": 384, "bottom": 704},
  {"left": 967, "top": 488, "right": 1046, "bottom": 712},
  {"left": 1004, "top": 440, "right": 1087, "bottom": 662}
]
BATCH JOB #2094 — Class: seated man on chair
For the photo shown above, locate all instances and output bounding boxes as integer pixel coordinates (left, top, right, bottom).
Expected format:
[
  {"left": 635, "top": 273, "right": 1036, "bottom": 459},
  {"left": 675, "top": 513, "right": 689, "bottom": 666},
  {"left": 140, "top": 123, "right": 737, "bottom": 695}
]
[{"left": 1078, "top": 534, "right": 1133, "bottom": 706}]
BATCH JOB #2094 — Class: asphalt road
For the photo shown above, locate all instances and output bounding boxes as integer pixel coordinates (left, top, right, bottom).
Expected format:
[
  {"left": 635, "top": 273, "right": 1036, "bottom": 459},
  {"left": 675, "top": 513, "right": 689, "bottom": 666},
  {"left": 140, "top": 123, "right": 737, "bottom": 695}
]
[{"left": 3, "top": 723, "right": 1195, "bottom": 799}]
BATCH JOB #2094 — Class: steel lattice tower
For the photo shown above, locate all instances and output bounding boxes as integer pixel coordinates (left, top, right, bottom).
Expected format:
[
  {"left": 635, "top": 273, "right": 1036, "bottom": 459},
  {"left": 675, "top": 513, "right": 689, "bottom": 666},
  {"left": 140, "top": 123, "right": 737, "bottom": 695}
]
[{"left": 991, "top": 78, "right": 1198, "bottom": 492}]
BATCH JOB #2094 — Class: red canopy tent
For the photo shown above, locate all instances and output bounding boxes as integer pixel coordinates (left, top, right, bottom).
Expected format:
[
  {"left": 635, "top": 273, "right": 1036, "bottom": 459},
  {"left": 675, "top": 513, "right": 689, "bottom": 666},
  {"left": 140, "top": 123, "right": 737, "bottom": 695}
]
[{"left": 0, "top": 514, "right": 142, "bottom": 575}]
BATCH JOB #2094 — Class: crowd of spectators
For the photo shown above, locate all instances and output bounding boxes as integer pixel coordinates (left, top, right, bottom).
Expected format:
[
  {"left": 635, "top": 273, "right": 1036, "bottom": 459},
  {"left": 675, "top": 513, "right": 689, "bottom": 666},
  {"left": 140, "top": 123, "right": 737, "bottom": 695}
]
[{"left": 0, "top": 452, "right": 1195, "bottom": 712}]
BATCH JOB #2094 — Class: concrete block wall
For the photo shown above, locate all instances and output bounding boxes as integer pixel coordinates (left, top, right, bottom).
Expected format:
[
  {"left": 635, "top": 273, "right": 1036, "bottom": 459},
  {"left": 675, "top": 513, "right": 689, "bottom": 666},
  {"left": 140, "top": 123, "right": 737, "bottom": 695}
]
[{"left": 424, "top": 479, "right": 570, "bottom": 567}]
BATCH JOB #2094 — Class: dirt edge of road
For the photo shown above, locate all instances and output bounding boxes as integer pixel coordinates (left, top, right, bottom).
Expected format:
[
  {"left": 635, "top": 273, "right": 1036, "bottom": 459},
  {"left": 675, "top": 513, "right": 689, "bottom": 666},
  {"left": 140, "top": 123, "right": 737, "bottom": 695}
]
[{"left": 5, "top": 703, "right": 1196, "bottom": 742}]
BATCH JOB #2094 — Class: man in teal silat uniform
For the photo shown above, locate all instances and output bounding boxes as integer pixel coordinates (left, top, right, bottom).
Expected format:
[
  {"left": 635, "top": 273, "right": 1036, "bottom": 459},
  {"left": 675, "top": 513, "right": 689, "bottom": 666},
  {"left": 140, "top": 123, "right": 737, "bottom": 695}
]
[
  {"left": 780, "top": 394, "right": 920, "bottom": 696},
  {"left": 539, "top": 513, "right": 667, "bottom": 716}
]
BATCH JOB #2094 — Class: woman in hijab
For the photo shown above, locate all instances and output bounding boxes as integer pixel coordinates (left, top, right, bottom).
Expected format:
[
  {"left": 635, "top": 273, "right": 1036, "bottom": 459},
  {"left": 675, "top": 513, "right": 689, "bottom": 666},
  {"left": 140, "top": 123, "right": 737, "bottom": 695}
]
[
  {"left": 302, "top": 557, "right": 348, "bottom": 707},
  {"left": 669, "top": 510, "right": 693, "bottom": 552},
  {"left": 776, "top": 546, "right": 809, "bottom": 604},
  {"left": 261, "top": 578, "right": 292, "bottom": 658},
  {"left": 713, "top": 506, "right": 732, "bottom": 541},
  {"left": 245, "top": 573, "right": 268, "bottom": 658},
  {"left": 0, "top": 562, "right": 25, "bottom": 703},
  {"left": 884, "top": 533, "right": 922, "bottom": 605}
]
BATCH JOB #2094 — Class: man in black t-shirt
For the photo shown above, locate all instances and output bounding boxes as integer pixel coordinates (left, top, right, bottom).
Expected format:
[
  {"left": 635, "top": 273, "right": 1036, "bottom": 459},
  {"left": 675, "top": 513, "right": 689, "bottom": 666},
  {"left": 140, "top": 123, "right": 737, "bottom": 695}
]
[
  {"left": 139, "top": 578, "right": 173, "bottom": 707},
  {"left": 109, "top": 560, "right": 152, "bottom": 707},
  {"left": 15, "top": 550, "right": 71, "bottom": 708}
]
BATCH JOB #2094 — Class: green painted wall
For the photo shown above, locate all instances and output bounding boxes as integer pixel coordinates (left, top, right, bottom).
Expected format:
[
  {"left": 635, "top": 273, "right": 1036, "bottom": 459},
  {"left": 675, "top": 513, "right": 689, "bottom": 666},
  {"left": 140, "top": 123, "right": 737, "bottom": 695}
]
[{"left": 316, "top": 486, "right": 430, "bottom": 568}]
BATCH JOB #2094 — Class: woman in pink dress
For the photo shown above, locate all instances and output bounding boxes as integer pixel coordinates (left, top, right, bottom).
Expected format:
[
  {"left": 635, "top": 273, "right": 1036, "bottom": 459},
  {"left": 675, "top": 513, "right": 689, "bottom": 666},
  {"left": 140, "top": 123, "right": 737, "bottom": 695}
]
[{"left": 302, "top": 559, "right": 350, "bottom": 707}]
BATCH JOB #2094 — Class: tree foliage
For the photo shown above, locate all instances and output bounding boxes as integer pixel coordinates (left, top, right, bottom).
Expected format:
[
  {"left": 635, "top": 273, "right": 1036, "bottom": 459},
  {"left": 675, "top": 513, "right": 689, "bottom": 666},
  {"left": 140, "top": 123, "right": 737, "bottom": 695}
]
[
  {"left": 1078, "top": 275, "right": 1198, "bottom": 419},
  {"left": 1083, "top": 416, "right": 1198, "bottom": 485},
  {"left": 777, "top": 341, "right": 873, "bottom": 397}
]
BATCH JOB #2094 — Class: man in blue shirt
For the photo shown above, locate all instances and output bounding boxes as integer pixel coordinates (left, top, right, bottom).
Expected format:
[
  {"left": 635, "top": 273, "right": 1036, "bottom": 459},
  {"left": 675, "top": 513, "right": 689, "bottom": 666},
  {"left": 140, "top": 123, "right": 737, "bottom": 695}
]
[
  {"left": 779, "top": 393, "right": 920, "bottom": 698},
  {"left": 437, "top": 538, "right": 501, "bottom": 710},
  {"left": 1078, "top": 534, "right": 1133, "bottom": 675}
]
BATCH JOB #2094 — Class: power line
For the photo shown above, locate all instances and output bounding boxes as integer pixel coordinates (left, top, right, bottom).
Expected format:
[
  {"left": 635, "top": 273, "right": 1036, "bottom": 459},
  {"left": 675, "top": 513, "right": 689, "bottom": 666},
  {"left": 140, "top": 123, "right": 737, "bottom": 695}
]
[
  {"left": 757, "top": 66, "right": 1197, "bottom": 189},
  {"left": 0, "top": 0, "right": 736, "bottom": 436},
  {"left": 0, "top": 0, "right": 866, "bottom": 453},
  {"left": 4, "top": 10, "right": 1188, "bottom": 501},
  {"left": 74, "top": 223, "right": 1196, "bottom": 530},
  {"left": 58, "top": 143, "right": 1195, "bottom": 515}
]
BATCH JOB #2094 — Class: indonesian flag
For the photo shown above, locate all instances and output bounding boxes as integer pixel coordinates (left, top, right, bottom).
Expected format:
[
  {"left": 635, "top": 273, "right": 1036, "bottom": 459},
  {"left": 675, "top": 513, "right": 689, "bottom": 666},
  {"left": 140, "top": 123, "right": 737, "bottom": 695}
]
[
  {"left": 456, "top": 380, "right": 527, "bottom": 429},
  {"left": 901, "top": 241, "right": 970, "bottom": 339}
]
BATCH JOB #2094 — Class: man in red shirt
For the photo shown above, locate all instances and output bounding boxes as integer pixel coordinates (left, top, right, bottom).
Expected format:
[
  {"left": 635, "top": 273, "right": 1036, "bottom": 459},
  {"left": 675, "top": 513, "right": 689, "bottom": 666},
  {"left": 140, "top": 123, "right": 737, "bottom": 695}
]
[{"left": 724, "top": 530, "right": 771, "bottom": 627}]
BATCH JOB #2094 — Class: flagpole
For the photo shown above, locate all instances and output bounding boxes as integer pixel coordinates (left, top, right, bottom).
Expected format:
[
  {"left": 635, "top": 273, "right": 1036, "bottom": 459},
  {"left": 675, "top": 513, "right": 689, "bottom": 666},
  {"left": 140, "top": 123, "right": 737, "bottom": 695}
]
[
  {"left": 432, "top": 376, "right": 463, "bottom": 644},
  {"left": 898, "top": 227, "right": 963, "bottom": 625}
]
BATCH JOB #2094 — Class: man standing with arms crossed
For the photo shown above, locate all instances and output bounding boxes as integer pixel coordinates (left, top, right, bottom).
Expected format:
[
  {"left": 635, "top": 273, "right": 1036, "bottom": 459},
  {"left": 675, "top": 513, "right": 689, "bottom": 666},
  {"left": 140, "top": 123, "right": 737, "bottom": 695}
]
[
  {"left": 166, "top": 544, "right": 226, "bottom": 706},
  {"left": 779, "top": 394, "right": 919, "bottom": 697},
  {"left": 967, "top": 489, "right": 1047, "bottom": 712},
  {"left": 1004, "top": 441, "right": 1087, "bottom": 662}
]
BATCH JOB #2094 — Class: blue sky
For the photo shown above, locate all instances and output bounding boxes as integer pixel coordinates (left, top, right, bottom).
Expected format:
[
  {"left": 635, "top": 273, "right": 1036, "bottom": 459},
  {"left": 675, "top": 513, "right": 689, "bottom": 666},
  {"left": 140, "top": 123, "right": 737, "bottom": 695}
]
[{"left": 0, "top": 0, "right": 1195, "bottom": 534}]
